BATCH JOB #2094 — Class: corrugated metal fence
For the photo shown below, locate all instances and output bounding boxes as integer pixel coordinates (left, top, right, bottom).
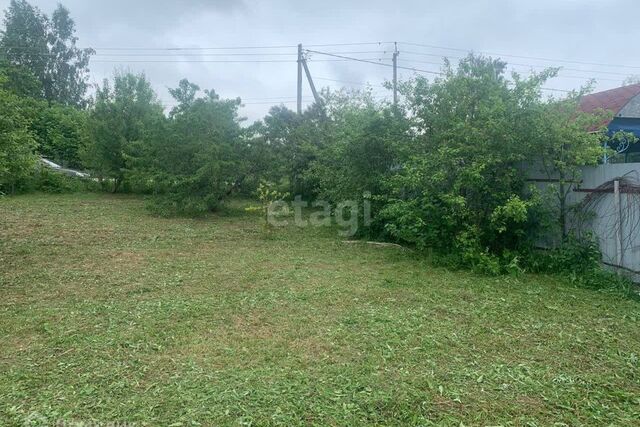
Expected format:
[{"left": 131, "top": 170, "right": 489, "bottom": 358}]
[{"left": 527, "top": 163, "right": 640, "bottom": 281}]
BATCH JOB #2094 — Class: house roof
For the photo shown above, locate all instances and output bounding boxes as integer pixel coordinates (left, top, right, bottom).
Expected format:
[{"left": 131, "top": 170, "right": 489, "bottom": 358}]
[{"left": 579, "top": 84, "right": 640, "bottom": 117}]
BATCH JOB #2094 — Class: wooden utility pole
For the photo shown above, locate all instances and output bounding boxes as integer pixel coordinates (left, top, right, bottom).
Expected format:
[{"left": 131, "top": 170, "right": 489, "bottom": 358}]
[
  {"left": 302, "top": 57, "right": 321, "bottom": 105},
  {"left": 392, "top": 42, "right": 399, "bottom": 107},
  {"left": 297, "top": 44, "right": 303, "bottom": 115}
]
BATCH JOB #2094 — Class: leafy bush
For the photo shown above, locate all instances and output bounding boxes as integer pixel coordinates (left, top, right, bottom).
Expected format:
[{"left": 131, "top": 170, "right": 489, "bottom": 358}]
[
  {"left": 136, "top": 81, "right": 245, "bottom": 216},
  {"left": 526, "top": 234, "right": 601, "bottom": 275},
  {"left": 524, "top": 234, "right": 633, "bottom": 295},
  {"left": 33, "top": 103, "right": 89, "bottom": 169},
  {"left": 31, "top": 169, "right": 87, "bottom": 193},
  {"left": 377, "top": 56, "right": 551, "bottom": 263},
  {"left": 0, "top": 78, "right": 38, "bottom": 194},
  {"left": 83, "top": 72, "right": 165, "bottom": 193}
]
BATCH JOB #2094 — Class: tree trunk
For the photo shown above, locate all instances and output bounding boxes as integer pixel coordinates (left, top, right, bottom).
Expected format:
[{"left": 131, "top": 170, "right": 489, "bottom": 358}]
[
  {"left": 559, "top": 181, "right": 568, "bottom": 239},
  {"left": 113, "top": 177, "right": 122, "bottom": 194}
]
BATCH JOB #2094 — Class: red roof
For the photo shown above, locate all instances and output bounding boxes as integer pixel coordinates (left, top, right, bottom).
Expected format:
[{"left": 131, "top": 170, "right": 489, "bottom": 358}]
[{"left": 579, "top": 84, "right": 640, "bottom": 116}]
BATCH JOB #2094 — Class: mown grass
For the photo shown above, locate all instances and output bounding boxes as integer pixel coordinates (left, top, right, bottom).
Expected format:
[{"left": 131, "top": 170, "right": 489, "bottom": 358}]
[{"left": 1, "top": 193, "right": 639, "bottom": 426}]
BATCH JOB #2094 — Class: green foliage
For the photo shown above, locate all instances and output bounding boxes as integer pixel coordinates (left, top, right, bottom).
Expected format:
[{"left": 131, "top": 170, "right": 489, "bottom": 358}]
[
  {"left": 244, "top": 106, "right": 300, "bottom": 191},
  {"left": 30, "top": 167, "right": 88, "bottom": 193},
  {"left": 242, "top": 59, "right": 618, "bottom": 283},
  {"left": 0, "top": 0, "right": 94, "bottom": 106},
  {"left": 528, "top": 234, "right": 602, "bottom": 275},
  {"left": 250, "top": 101, "right": 331, "bottom": 198},
  {"left": 83, "top": 72, "right": 164, "bottom": 193},
  {"left": 245, "top": 181, "right": 290, "bottom": 228},
  {"left": 306, "top": 91, "right": 406, "bottom": 237},
  {"left": 524, "top": 234, "right": 633, "bottom": 295},
  {"left": 0, "top": 59, "right": 42, "bottom": 98},
  {"left": 371, "top": 56, "right": 611, "bottom": 277},
  {"left": 0, "top": 76, "right": 37, "bottom": 194},
  {"left": 32, "top": 102, "right": 89, "bottom": 169},
  {"left": 137, "top": 80, "right": 245, "bottom": 216},
  {"left": 531, "top": 91, "right": 613, "bottom": 236},
  {"left": 381, "top": 56, "right": 547, "bottom": 260},
  {"left": 307, "top": 92, "right": 401, "bottom": 198},
  {"left": 0, "top": 1, "right": 91, "bottom": 195}
]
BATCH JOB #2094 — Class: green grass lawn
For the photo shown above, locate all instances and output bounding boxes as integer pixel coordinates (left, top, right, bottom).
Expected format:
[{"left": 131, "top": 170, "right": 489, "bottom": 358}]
[{"left": 1, "top": 193, "right": 639, "bottom": 426}]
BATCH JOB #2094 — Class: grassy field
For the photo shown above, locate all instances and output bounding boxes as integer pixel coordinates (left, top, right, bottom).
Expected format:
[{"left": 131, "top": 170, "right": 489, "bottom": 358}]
[{"left": 1, "top": 193, "right": 639, "bottom": 426}]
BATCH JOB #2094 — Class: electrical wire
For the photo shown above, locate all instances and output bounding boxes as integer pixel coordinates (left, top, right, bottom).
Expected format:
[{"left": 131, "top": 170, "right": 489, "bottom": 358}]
[
  {"left": 399, "top": 42, "right": 640, "bottom": 70},
  {"left": 397, "top": 58, "right": 625, "bottom": 83},
  {"left": 4, "top": 39, "right": 638, "bottom": 73},
  {"left": 400, "top": 51, "right": 632, "bottom": 77},
  {"left": 305, "top": 49, "right": 443, "bottom": 75},
  {"left": 1, "top": 39, "right": 617, "bottom": 106},
  {"left": 89, "top": 58, "right": 386, "bottom": 64},
  {"left": 0, "top": 50, "right": 393, "bottom": 57},
  {"left": 2, "top": 40, "right": 632, "bottom": 80},
  {"left": 162, "top": 94, "right": 392, "bottom": 106},
  {"left": 0, "top": 42, "right": 395, "bottom": 52},
  {"left": 314, "top": 77, "right": 371, "bottom": 86}
]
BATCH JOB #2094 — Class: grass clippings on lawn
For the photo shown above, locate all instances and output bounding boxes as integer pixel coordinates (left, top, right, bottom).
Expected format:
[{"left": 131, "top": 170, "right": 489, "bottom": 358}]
[{"left": 1, "top": 193, "right": 639, "bottom": 426}]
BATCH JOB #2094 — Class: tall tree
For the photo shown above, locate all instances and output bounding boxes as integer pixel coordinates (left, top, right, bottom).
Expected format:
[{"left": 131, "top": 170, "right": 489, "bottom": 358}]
[
  {"left": 0, "top": 0, "right": 93, "bottom": 106},
  {"left": 0, "top": 71, "right": 37, "bottom": 194},
  {"left": 84, "top": 72, "right": 164, "bottom": 192},
  {"left": 139, "top": 79, "right": 245, "bottom": 215}
]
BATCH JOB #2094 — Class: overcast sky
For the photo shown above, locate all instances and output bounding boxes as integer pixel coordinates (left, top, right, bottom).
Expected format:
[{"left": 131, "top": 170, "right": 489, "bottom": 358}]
[{"left": 2, "top": 0, "right": 639, "bottom": 122}]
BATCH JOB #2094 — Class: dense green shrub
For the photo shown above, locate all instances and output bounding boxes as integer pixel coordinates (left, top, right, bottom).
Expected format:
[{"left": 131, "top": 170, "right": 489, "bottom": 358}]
[
  {"left": 304, "top": 91, "right": 409, "bottom": 238},
  {"left": 30, "top": 168, "right": 88, "bottom": 193},
  {"left": 525, "top": 234, "right": 602, "bottom": 275},
  {"left": 249, "top": 102, "right": 331, "bottom": 199},
  {"left": 524, "top": 234, "right": 633, "bottom": 295},
  {"left": 0, "top": 76, "right": 38, "bottom": 194},
  {"left": 135, "top": 80, "right": 246, "bottom": 216},
  {"left": 33, "top": 103, "right": 89, "bottom": 169},
  {"left": 83, "top": 72, "right": 165, "bottom": 193},
  {"left": 379, "top": 57, "right": 553, "bottom": 262}
]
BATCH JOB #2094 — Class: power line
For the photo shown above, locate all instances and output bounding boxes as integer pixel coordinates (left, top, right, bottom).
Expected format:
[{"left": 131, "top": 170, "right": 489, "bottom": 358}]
[
  {"left": 0, "top": 42, "right": 395, "bottom": 52},
  {"left": 400, "top": 51, "right": 632, "bottom": 77},
  {"left": 549, "top": 74, "right": 621, "bottom": 83},
  {"left": 306, "top": 42, "right": 395, "bottom": 48},
  {"left": 540, "top": 87, "right": 572, "bottom": 93},
  {"left": 90, "top": 42, "right": 395, "bottom": 51},
  {"left": 0, "top": 38, "right": 608, "bottom": 104},
  {"left": 0, "top": 50, "right": 393, "bottom": 57},
  {"left": 305, "top": 49, "right": 443, "bottom": 75},
  {"left": 399, "top": 42, "right": 640, "bottom": 70},
  {"left": 397, "top": 57, "right": 626, "bottom": 82},
  {"left": 315, "top": 77, "right": 380, "bottom": 86},
  {"left": 91, "top": 59, "right": 296, "bottom": 63},
  {"left": 162, "top": 93, "right": 393, "bottom": 107},
  {"left": 89, "top": 58, "right": 386, "bottom": 64},
  {"left": 4, "top": 39, "right": 639, "bottom": 72},
  {"left": 93, "top": 44, "right": 301, "bottom": 51}
]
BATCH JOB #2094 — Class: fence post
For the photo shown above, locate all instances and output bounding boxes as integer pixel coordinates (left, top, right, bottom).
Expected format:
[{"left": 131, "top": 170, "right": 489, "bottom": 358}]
[{"left": 614, "top": 180, "right": 623, "bottom": 267}]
